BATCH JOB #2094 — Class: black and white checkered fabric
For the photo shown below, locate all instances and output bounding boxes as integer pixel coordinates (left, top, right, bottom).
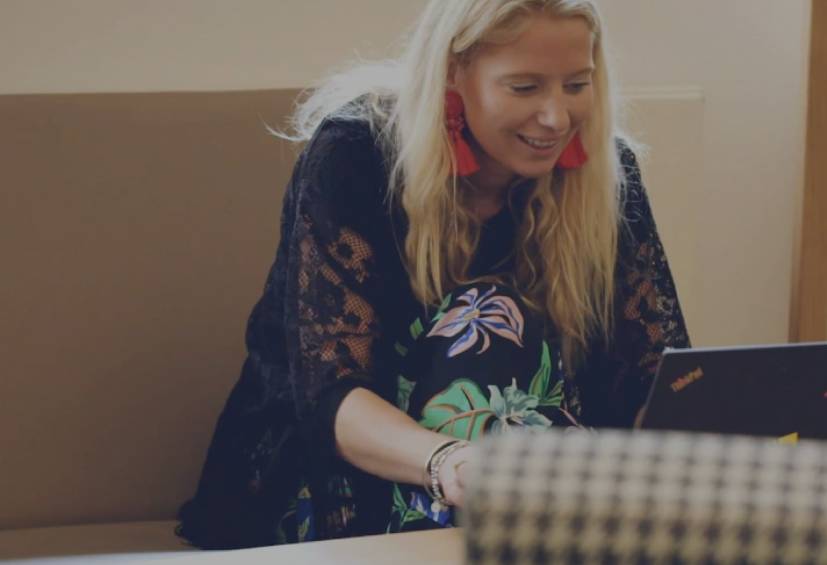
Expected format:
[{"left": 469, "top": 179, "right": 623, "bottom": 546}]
[{"left": 462, "top": 429, "right": 827, "bottom": 564}]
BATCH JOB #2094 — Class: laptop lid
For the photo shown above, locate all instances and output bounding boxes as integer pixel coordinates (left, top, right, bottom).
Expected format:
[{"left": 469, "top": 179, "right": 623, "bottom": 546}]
[{"left": 638, "top": 342, "right": 827, "bottom": 441}]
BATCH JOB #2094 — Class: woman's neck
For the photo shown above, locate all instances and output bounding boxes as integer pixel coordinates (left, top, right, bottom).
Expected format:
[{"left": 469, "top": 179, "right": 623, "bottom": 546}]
[{"left": 462, "top": 137, "right": 521, "bottom": 221}]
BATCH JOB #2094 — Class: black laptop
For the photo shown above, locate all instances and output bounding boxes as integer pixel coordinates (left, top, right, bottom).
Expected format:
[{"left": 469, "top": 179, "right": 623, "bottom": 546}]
[{"left": 638, "top": 342, "right": 827, "bottom": 441}]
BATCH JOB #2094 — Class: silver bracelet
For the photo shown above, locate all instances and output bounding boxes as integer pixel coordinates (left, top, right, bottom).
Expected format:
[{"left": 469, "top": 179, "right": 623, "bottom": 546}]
[
  {"left": 426, "top": 439, "right": 469, "bottom": 506},
  {"left": 422, "top": 439, "right": 459, "bottom": 500}
]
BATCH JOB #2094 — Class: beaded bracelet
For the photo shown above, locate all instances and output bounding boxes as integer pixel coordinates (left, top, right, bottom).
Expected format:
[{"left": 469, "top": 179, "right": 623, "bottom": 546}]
[
  {"left": 424, "top": 439, "right": 469, "bottom": 505},
  {"left": 422, "top": 439, "right": 458, "bottom": 500},
  {"left": 429, "top": 440, "right": 469, "bottom": 504}
]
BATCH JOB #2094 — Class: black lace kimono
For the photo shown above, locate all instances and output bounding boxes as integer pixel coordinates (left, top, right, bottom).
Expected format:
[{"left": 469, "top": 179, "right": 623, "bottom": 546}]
[{"left": 176, "top": 116, "right": 690, "bottom": 549}]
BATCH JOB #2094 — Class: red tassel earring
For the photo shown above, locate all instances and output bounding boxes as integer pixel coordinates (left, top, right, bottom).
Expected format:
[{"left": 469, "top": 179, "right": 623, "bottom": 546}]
[
  {"left": 555, "top": 133, "right": 588, "bottom": 169},
  {"left": 444, "top": 90, "right": 480, "bottom": 176}
]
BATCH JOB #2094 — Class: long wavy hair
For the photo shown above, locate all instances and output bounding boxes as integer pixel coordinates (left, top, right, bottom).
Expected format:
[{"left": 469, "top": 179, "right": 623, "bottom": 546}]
[{"left": 279, "top": 0, "right": 628, "bottom": 370}]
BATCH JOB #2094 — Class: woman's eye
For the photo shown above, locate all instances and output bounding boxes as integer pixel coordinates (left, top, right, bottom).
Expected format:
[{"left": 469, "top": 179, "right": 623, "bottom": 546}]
[
  {"left": 565, "top": 82, "right": 591, "bottom": 94},
  {"left": 510, "top": 84, "right": 537, "bottom": 94}
]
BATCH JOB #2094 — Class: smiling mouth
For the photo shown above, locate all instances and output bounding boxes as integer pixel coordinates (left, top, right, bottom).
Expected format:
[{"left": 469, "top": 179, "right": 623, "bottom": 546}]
[{"left": 517, "top": 134, "right": 559, "bottom": 150}]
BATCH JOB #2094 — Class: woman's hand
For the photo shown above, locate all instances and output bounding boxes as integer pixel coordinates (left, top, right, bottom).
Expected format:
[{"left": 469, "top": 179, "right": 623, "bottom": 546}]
[{"left": 438, "top": 444, "right": 474, "bottom": 507}]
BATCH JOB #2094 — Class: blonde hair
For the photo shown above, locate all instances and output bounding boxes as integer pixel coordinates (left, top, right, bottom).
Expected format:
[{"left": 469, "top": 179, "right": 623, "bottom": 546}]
[{"left": 280, "top": 0, "right": 629, "bottom": 370}]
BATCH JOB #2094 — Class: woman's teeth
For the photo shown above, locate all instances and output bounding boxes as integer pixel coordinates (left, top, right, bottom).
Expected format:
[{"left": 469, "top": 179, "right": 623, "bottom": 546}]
[{"left": 519, "top": 135, "right": 556, "bottom": 149}]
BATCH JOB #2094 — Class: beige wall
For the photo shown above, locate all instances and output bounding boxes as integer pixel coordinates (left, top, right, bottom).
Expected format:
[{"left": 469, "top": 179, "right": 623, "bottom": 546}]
[
  {"left": 1, "top": 0, "right": 811, "bottom": 347},
  {"left": 597, "top": 0, "right": 811, "bottom": 348},
  {"left": 0, "top": 0, "right": 425, "bottom": 93}
]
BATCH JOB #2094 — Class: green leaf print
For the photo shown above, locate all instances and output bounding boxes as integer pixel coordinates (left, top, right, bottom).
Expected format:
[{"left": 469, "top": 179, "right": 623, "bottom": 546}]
[
  {"left": 432, "top": 293, "right": 453, "bottom": 322},
  {"left": 396, "top": 375, "right": 416, "bottom": 412},
  {"left": 419, "top": 379, "right": 494, "bottom": 440},
  {"left": 521, "top": 411, "right": 554, "bottom": 427},
  {"left": 528, "top": 342, "right": 552, "bottom": 398},
  {"left": 489, "top": 385, "right": 506, "bottom": 415},
  {"left": 529, "top": 342, "right": 565, "bottom": 408},
  {"left": 297, "top": 517, "right": 311, "bottom": 542},
  {"left": 392, "top": 483, "right": 407, "bottom": 514},
  {"left": 389, "top": 483, "right": 427, "bottom": 531},
  {"left": 488, "top": 379, "right": 552, "bottom": 434},
  {"left": 410, "top": 318, "right": 425, "bottom": 340},
  {"left": 503, "top": 379, "right": 539, "bottom": 413},
  {"left": 275, "top": 497, "right": 297, "bottom": 545},
  {"left": 401, "top": 508, "right": 427, "bottom": 525},
  {"left": 539, "top": 379, "right": 564, "bottom": 408}
]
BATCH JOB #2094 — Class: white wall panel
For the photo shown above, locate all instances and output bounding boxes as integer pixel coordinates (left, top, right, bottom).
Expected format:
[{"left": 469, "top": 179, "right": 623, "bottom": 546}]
[{"left": 624, "top": 88, "right": 705, "bottom": 343}]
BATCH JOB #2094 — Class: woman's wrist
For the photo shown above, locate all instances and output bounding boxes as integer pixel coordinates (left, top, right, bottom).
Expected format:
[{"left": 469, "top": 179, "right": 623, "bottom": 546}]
[
  {"left": 423, "top": 439, "right": 471, "bottom": 507},
  {"left": 421, "top": 438, "right": 459, "bottom": 499}
]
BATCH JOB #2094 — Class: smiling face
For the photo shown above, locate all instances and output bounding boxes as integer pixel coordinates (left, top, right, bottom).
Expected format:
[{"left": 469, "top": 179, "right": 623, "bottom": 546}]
[{"left": 450, "top": 14, "right": 595, "bottom": 187}]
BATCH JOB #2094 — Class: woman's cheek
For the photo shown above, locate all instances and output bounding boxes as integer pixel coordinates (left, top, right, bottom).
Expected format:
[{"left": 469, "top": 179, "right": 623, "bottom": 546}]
[{"left": 574, "top": 91, "right": 595, "bottom": 125}]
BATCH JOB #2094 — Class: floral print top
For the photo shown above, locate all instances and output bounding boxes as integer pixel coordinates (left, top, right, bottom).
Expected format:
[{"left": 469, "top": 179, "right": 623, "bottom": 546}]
[
  {"left": 177, "top": 115, "right": 690, "bottom": 549},
  {"left": 387, "top": 283, "right": 583, "bottom": 533}
]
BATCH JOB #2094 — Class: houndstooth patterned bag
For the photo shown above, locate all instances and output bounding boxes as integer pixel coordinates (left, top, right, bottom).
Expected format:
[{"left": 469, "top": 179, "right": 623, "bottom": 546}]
[{"left": 462, "top": 429, "right": 827, "bottom": 564}]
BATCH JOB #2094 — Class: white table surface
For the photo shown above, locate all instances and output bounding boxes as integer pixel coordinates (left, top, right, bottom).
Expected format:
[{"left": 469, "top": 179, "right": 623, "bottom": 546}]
[
  {"left": 149, "top": 529, "right": 464, "bottom": 565},
  {"left": 0, "top": 522, "right": 463, "bottom": 565}
]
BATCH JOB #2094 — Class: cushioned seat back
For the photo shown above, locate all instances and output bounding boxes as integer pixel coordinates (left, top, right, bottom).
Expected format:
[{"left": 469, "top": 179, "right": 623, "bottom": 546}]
[
  {"left": 464, "top": 429, "right": 827, "bottom": 564},
  {"left": 0, "top": 89, "right": 301, "bottom": 530}
]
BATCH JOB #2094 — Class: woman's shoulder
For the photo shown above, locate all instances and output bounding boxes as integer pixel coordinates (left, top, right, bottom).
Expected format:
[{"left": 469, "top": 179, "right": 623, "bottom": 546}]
[
  {"left": 292, "top": 116, "right": 392, "bottom": 228},
  {"left": 613, "top": 137, "right": 658, "bottom": 250},
  {"left": 613, "top": 137, "right": 650, "bottom": 216},
  {"left": 300, "top": 116, "right": 389, "bottom": 184},
  {"left": 614, "top": 136, "right": 644, "bottom": 194}
]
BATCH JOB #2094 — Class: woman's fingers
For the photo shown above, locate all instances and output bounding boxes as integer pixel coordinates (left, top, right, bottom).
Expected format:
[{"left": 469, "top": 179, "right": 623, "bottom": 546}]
[
  {"left": 454, "top": 459, "right": 469, "bottom": 488},
  {"left": 438, "top": 445, "right": 474, "bottom": 507}
]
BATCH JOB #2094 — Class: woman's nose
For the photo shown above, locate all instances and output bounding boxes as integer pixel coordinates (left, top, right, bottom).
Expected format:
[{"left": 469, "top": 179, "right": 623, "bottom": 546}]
[{"left": 536, "top": 96, "right": 570, "bottom": 133}]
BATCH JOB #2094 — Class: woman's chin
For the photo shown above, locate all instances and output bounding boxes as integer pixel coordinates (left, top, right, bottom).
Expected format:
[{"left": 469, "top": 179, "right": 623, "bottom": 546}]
[{"left": 511, "top": 162, "right": 557, "bottom": 179}]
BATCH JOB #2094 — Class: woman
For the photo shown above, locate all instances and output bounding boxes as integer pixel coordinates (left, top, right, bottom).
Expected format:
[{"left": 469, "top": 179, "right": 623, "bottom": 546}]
[{"left": 177, "top": 0, "right": 689, "bottom": 549}]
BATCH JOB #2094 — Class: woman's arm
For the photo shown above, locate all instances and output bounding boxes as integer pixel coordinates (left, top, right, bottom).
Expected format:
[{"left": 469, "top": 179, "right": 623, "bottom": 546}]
[
  {"left": 335, "top": 387, "right": 470, "bottom": 505},
  {"left": 335, "top": 387, "right": 444, "bottom": 485},
  {"left": 287, "top": 118, "right": 470, "bottom": 505},
  {"left": 603, "top": 144, "right": 691, "bottom": 426}
]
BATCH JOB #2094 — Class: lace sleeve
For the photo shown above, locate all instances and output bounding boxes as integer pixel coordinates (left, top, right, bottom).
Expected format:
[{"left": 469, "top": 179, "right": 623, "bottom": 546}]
[
  {"left": 175, "top": 118, "right": 392, "bottom": 549},
  {"left": 578, "top": 145, "right": 691, "bottom": 428},
  {"left": 283, "top": 119, "right": 392, "bottom": 435},
  {"left": 615, "top": 145, "right": 691, "bottom": 420}
]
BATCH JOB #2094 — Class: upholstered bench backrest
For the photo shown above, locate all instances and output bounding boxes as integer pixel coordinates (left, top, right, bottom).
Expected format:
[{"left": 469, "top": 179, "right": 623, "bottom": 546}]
[{"left": 0, "top": 89, "right": 301, "bottom": 530}]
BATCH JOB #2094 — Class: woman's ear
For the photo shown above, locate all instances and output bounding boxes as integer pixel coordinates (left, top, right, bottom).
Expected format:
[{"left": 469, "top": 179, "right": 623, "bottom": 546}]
[
  {"left": 447, "top": 59, "right": 458, "bottom": 89},
  {"left": 447, "top": 55, "right": 467, "bottom": 90}
]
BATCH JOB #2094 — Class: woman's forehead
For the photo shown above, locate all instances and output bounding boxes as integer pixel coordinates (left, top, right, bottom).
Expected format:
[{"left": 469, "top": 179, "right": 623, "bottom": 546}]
[{"left": 472, "top": 15, "right": 593, "bottom": 78}]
